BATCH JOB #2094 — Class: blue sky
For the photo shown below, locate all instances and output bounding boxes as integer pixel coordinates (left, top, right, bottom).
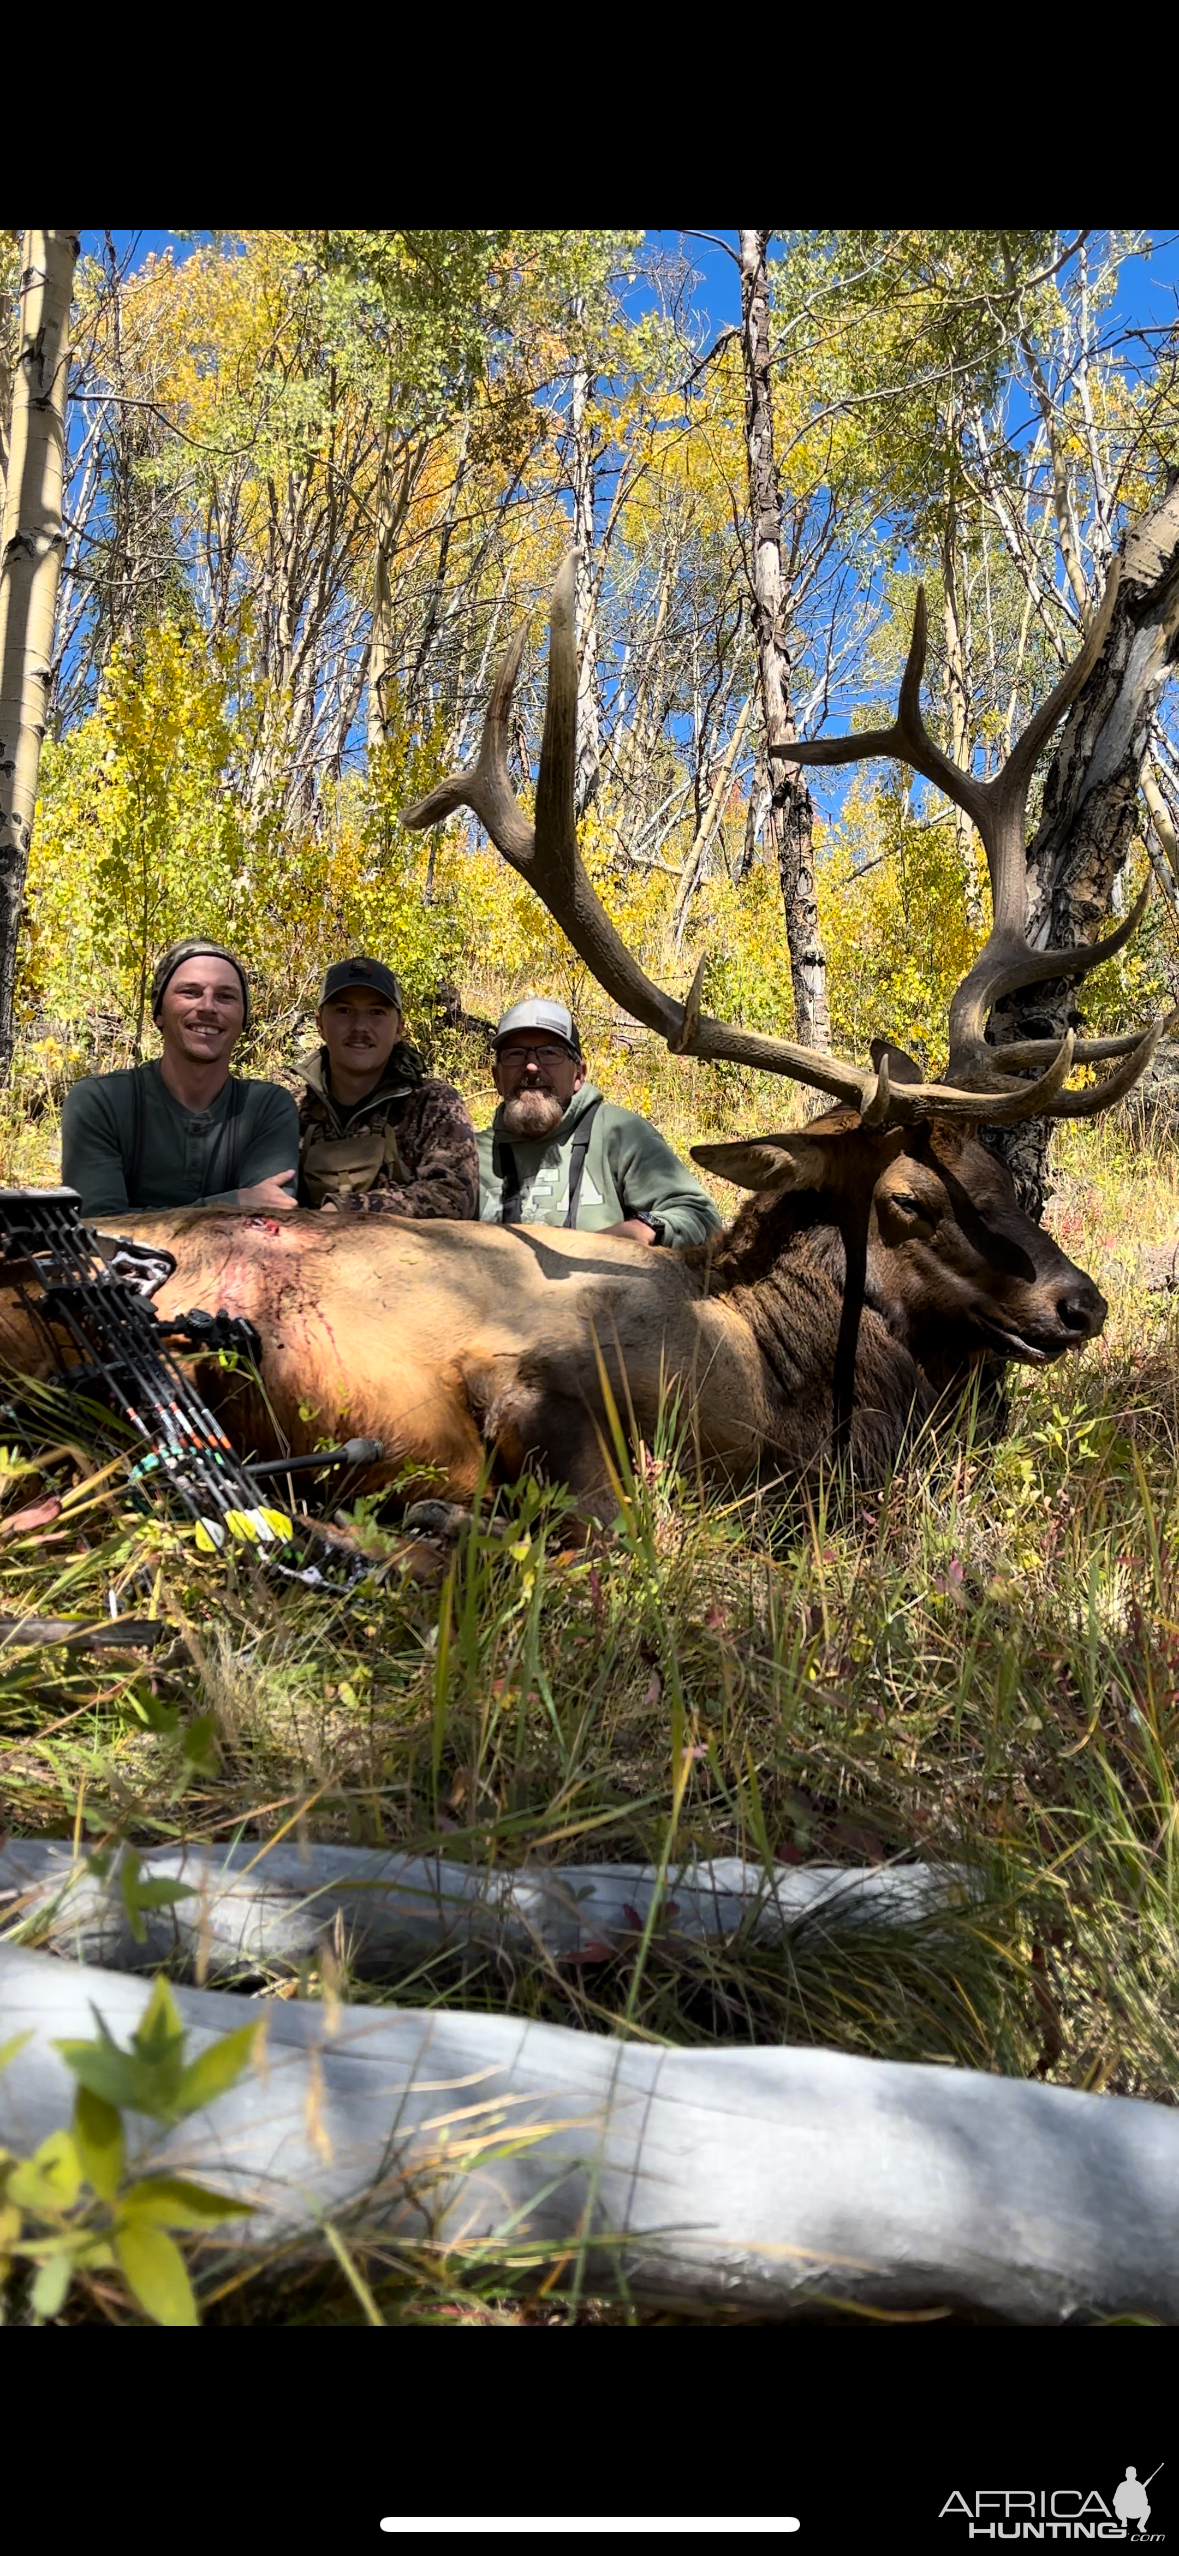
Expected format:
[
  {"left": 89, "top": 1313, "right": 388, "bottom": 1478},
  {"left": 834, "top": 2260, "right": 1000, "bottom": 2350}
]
[
  {"left": 70, "top": 227, "right": 1178, "bottom": 805},
  {"left": 644, "top": 225, "right": 1179, "bottom": 335},
  {"left": 84, "top": 225, "right": 1179, "bottom": 330}
]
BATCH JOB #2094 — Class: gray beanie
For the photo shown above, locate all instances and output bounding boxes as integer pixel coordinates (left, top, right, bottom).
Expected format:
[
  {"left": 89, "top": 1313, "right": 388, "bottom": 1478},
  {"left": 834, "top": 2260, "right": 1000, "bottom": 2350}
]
[{"left": 151, "top": 940, "right": 251, "bottom": 1031}]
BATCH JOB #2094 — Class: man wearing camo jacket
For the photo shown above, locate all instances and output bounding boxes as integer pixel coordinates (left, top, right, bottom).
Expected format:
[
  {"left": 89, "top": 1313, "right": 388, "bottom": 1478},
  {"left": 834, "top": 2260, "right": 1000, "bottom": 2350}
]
[{"left": 297, "top": 957, "right": 478, "bottom": 1220}]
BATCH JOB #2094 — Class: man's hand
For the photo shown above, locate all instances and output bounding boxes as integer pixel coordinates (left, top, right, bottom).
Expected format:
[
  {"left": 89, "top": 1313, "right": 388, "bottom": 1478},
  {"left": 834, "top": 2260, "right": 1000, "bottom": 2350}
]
[
  {"left": 237, "top": 1171, "right": 298, "bottom": 1212},
  {"left": 604, "top": 1217, "right": 657, "bottom": 1244}
]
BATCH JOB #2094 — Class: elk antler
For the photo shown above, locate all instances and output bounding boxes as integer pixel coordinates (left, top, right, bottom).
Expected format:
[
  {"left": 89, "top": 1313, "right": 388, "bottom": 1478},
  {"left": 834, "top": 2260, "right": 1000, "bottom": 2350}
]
[
  {"left": 768, "top": 576, "right": 1162, "bottom": 1118},
  {"left": 403, "top": 557, "right": 1159, "bottom": 1127}
]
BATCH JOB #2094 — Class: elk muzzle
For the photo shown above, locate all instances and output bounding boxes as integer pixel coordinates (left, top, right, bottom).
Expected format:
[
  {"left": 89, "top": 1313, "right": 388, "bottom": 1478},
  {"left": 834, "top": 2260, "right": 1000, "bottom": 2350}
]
[{"left": 970, "top": 1266, "right": 1108, "bottom": 1365}]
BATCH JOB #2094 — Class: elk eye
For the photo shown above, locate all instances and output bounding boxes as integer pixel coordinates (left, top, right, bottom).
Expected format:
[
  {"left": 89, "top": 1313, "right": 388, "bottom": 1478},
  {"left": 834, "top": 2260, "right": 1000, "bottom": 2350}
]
[{"left": 891, "top": 1192, "right": 936, "bottom": 1224}]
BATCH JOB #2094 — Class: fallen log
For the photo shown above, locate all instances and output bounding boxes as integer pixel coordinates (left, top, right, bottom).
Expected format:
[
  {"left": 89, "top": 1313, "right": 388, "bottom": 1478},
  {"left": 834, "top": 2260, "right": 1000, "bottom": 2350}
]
[
  {"left": 0, "top": 1838, "right": 972, "bottom": 1982},
  {"left": 1, "top": 1939, "right": 1177, "bottom": 2321}
]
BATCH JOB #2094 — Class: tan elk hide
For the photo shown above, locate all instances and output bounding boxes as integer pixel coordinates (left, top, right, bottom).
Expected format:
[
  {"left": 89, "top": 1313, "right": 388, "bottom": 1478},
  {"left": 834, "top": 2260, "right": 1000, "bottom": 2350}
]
[
  {"left": 1, "top": 552, "right": 1160, "bottom": 1511},
  {"left": 0, "top": 1152, "right": 1111, "bottom": 1514}
]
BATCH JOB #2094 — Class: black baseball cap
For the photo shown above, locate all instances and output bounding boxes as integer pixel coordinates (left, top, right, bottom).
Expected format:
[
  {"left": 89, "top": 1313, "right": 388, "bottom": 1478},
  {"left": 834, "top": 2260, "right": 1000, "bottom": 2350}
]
[{"left": 318, "top": 957, "right": 404, "bottom": 1008}]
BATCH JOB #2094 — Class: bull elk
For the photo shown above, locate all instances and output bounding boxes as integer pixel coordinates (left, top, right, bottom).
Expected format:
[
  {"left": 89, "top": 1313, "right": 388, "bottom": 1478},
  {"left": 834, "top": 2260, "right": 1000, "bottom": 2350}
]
[{"left": 0, "top": 560, "right": 1160, "bottom": 1517}]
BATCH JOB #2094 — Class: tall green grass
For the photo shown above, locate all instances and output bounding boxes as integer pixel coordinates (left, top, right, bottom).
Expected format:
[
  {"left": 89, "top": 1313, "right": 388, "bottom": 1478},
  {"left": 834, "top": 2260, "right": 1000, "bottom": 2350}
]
[{"left": 2, "top": 1078, "right": 1179, "bottom": 2319}]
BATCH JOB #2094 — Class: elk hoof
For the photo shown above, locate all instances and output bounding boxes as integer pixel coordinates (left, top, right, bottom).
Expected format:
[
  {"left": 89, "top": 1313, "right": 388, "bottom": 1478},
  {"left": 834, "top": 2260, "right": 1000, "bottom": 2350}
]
[{"left": 402, "top": 1499, "right": 471, "bottom": 1546}]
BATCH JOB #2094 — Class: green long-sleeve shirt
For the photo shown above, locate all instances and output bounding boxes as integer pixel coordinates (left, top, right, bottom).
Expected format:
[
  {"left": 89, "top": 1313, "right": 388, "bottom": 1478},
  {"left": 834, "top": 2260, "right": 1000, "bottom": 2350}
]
[
  {"left": 476, "top": 1080, "right": 721, "bottom": 1247},
  {"left": 61, "top": 1061, "right": 300, "bottom": 1219}
]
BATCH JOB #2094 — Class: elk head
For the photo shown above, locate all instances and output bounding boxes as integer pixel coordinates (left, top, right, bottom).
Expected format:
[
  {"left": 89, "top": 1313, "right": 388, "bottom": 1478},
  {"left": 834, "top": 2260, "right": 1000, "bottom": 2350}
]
[
  {"left": 693, "top": 1089, "right": 1108, "bottom": 1398},
  {"left": 403, "top": 552, "right": 1158, "bottom": 1433}
]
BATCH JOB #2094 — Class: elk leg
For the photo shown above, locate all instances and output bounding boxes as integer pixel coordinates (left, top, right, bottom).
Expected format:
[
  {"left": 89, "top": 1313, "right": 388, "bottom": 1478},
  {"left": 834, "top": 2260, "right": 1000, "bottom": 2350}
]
[{"left": 466, "top": 1365, "right": 616, "bottom": 1528}]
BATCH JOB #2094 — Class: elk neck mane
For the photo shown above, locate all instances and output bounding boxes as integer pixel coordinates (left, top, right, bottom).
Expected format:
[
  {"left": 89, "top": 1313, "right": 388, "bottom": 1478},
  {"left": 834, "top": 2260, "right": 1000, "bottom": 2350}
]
[{"left": 680, "top": 1179, "right": 931, "bottom": 1463}]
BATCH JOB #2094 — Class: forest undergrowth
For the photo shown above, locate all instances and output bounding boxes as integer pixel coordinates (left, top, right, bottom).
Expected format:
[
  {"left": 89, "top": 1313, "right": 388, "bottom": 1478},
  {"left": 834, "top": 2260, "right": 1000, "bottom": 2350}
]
[{"left": 2, "top": 1041, "right": 1179, "bottom": 2326}]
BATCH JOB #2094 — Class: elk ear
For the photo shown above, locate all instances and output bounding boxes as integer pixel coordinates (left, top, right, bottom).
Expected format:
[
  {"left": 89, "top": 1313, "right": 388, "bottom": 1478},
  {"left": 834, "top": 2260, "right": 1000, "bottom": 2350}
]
[
  {"left": 870, "top": 1038, "right": 925, "bottom": 1085},
  {"left": 691, "top": 1136, "right": 831, "bottom": 1193}
]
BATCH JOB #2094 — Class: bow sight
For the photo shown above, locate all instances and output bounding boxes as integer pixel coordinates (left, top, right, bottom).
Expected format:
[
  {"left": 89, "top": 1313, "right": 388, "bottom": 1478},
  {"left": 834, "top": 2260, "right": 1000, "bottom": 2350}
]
[{"left": 0, "top": 1187, "right": 380, "bottom": 1586}]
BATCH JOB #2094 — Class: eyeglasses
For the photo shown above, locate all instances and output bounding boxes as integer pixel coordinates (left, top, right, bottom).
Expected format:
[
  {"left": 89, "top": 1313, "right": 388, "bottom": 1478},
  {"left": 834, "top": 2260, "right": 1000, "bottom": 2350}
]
[{"left": 496, "top": 1043, "right": 573, "bottom": 1068}]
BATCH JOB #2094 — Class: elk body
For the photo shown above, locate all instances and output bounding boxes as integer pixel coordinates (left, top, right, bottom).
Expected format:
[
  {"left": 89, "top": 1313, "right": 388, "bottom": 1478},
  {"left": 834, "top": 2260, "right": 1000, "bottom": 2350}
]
[
  {"left": 1, "top": 554, "right": 1156, "bottom": 1514},
  {"left": 0, "top": 1111, "right": 1108, "bottom": 1517}
]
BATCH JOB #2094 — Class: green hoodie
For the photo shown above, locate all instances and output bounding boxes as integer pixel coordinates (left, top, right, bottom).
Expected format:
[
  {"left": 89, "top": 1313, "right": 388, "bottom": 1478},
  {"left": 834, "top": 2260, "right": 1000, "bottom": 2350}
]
[{"left": 476, "top": 1080, "right": 720, "bottom": 1247}]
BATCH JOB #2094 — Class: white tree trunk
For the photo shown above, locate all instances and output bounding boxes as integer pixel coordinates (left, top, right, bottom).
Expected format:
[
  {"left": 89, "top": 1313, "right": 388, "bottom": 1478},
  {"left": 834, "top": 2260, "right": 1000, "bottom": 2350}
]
[
  {"left": 672, "top": 694, "right": 752, "bottom": 945},
  {"left": 0, "top": 1837, "right": 965, "bottom": 1979},
  {"left": 570, "top": 331, "right": 601, "bottom": 818},
  {"left": 941, "top": 504, "right": 983, "bottom": 925},
  {"left": 3, "top": 1939, "right": 1178, "bottom": 2321},
  {"left": 0, "top": 229, "right": 79, "bottom": 1070},
  {"left": 737, "top": 229, "right": 829, "bottom": 1049}
]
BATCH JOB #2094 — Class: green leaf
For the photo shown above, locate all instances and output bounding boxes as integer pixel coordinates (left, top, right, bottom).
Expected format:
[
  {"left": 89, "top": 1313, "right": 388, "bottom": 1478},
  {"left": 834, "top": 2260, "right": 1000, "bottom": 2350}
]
[
  {"left": 113, "top": 2221, "right": 199, "bottom": 2325},
  {"left": 7, "top": 2130, "right": 82, "bottom": 2214},
  {"left": 70, "top": 2239, "right": 115, "bottom": 2271},
  {"left": 172, "top": 2021, "right": 260, "bottom": 2119},
  {"left": 182, "top": 1711, "right": 217, "bottom": 1768},
  {"left": 56, "top": 1981, "right": 186, "bottom": 2122},
  {"left": 71, "top": 2085, "right": 125, "bottom": 2202},
  {"left": 124, "top": 1688, "right": 181, "bottom": 1736},
  {"left": 120, "top": 2174, "right": 252, "bottom": 2231},
  {"left": 120, "top": 1849, "right": 147, "bottom": 1943},
  {"left": 0, "top": 2032, "right": 32, "bottom": 2077},
  {"left": 136, "top": 1877, "right": 196, "bottom": 1912},
  {"left": 132, "top": 1972, "right": 186, "bottom": 2065},
  {"left": 30, "top": 2249, "right": 72, "bottom": 2320},
  {"left": 118, "top": 1856, "right": 193, "bottom": 1945},
  {"left": 53, "top": 2038, "right": 150, "bottom": 2116}
]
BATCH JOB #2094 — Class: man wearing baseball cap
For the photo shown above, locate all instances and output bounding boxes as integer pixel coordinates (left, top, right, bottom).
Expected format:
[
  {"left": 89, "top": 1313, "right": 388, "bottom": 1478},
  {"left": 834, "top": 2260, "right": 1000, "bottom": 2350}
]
[
  {"left": 61, "top": 939, "right": 300, "bottom": 1217},
  {"left": 477, "top": 996, "right": 720, "bottom": 1247},
  {"left": 296, "top": 956, "right": 478, "bottom": 1219}
]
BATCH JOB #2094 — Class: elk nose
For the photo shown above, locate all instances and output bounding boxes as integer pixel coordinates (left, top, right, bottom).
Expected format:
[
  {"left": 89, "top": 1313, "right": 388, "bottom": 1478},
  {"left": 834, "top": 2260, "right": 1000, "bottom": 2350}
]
[{"left": 1055, "top": 1276, "right": 1107, "bottom": 1337}]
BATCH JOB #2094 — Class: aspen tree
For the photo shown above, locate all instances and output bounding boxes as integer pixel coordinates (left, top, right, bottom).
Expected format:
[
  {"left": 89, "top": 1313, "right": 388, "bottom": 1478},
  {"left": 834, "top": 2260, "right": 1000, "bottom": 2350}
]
[
  {"left": 737, "top": 229, "right": 830, "bottom": 1048},
  {"left": 0, "top": 228, "right": 79, "bottom": 1071}
]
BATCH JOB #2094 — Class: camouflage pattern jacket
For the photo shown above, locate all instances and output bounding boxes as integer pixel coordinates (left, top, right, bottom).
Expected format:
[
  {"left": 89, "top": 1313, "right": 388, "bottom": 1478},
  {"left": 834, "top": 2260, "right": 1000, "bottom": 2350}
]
[{"left": 296, "top": 1045, "right": 479, "bottom": 1220}]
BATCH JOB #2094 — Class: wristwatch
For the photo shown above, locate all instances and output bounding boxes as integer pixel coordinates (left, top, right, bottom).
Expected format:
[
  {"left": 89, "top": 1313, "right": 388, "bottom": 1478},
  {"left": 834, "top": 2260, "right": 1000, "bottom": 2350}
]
[{"left": 635, "top": 1215, "right": 665, "bottom": 1245}]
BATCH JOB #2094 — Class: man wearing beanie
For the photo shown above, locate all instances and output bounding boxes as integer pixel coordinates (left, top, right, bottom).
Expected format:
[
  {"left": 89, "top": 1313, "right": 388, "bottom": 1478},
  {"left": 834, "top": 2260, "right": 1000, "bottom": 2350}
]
[
  {"left": 297, "top": 956, "right": 478, "bottom": 1219},
  {"left": 61, "top": 940, "right": 299, "bottom": 1218}
]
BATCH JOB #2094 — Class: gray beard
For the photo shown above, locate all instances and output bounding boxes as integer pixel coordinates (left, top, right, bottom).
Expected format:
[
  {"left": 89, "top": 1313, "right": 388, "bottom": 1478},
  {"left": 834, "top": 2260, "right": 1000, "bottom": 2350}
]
[{"left": 501, "top": 1088, "right": 564, "bottom": 1139}]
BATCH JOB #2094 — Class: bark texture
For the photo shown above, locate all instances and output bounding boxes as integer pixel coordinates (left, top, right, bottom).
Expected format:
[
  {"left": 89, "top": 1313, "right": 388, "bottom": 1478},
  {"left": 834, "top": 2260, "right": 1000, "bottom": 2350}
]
[
  {"left": 0, "top": 229, "right": 79, "bottom": 1073},
  {"left": 986, "top": 472, "right": 1179, "bottom": 1215},
  {"left": 5, "top": 1939, "right": 1179, "bottom": 2320},
  {"left": 570, "top": 332, "right": 601, "bottom": 817},
  {"left": 737, "top": 229, "right": 829, "bottom": 1047},
  {"left": 0, "top": 1837, "right": 965, "bottom": 1979}
]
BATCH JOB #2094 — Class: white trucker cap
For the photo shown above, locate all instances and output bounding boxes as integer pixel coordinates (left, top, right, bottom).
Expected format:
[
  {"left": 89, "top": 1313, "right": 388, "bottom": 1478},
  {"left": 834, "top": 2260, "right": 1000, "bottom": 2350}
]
[{"left": 494, "top": 997, "right": 582, "bottom": 1056}]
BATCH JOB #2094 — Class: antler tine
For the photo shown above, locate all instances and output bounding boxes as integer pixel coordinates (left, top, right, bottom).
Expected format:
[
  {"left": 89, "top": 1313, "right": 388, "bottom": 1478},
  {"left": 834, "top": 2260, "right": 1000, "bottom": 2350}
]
[
  {"left": 770, "top": 566, "right": 1158, "bottom": 1106},
  {"left": 669, "top": 950, "right": 708, "bottom": 1057},
  {"left": 767, "top": 586, "right": 991, "bottom": 843},
  {"left": 403, "top": 554, "right": 873, "bottom": 1114},
  {"left": 403, "top": 620, "right": 535, "bottom": 860},
  {"left": 1031, "top": 1019, "right": 1162, "bottom": 1118},
  {"left": 946, "top": 875, "right": 1154, "bottom": 1087},
  {"left": 846, "top": 1030, "right": 1078, "bottom": 1128},
  {"left": 998, "top": 562, "right": 1122, "bottom": 827},
  {"left": 401, "top": 555, "right": 1154, "bottom": 1138}
]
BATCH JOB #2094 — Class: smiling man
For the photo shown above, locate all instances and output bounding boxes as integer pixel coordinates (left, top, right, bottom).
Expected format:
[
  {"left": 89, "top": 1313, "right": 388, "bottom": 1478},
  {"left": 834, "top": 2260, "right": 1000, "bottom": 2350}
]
[
  {"left": 297, "top": 956, "right": 478, "bottom": 1219},
  {"left": 61, "top": 939, "right": 299, "bottom": 1218},
  {"left": 477, "top": 997, "right": 720, "bottom": 1246}
]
